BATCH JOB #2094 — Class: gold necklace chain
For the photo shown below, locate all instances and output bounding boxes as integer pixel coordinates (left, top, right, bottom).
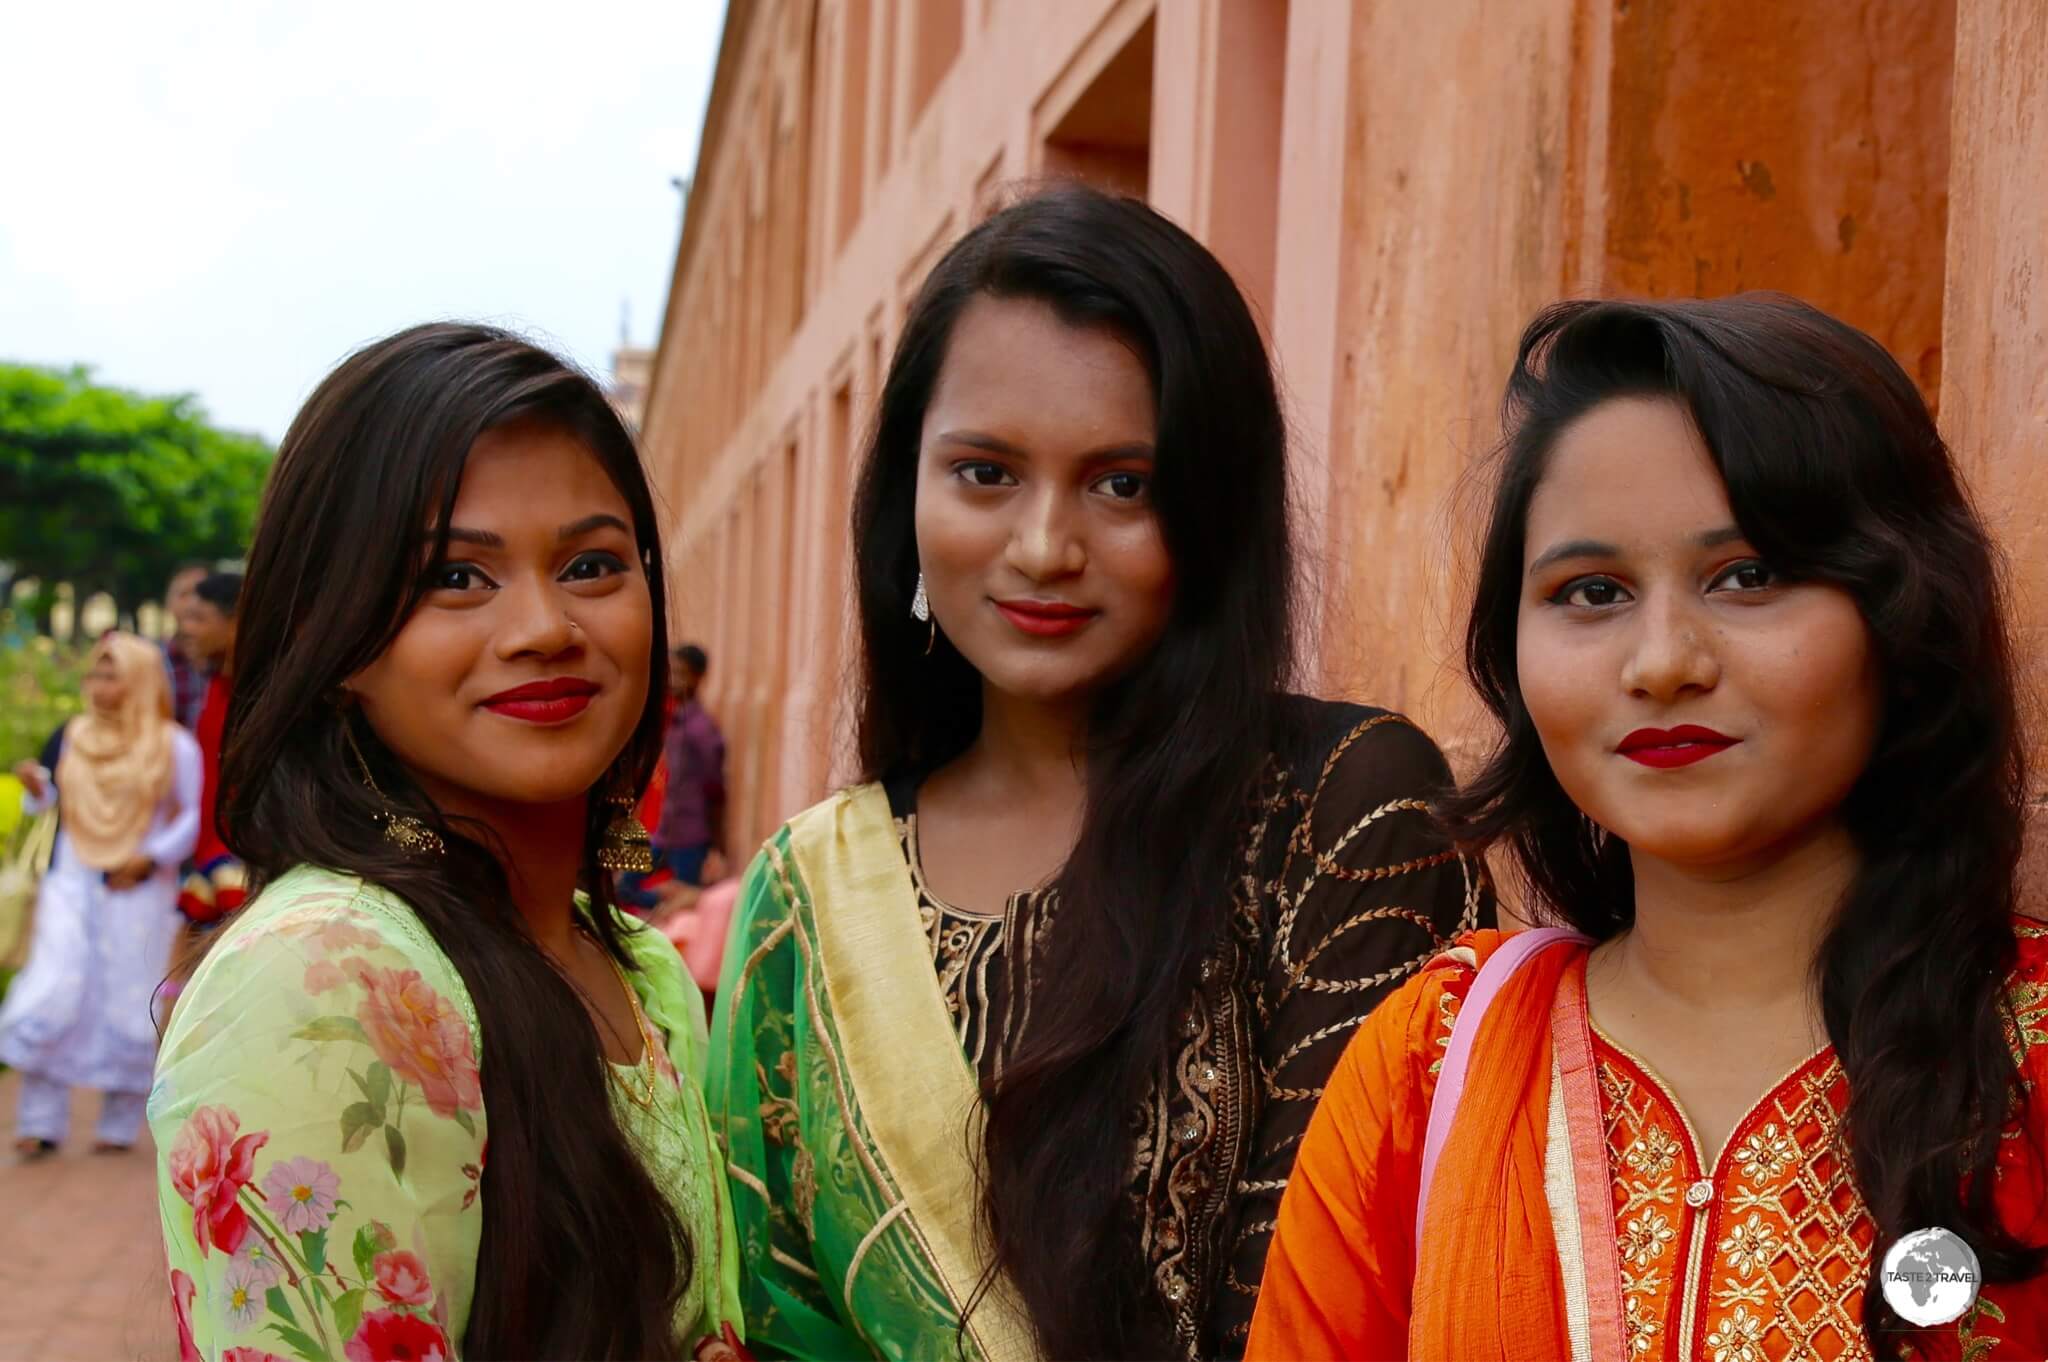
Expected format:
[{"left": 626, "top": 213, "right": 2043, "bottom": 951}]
[{"left": 584, "top": 929, "right": 659, "bottom": 1108}]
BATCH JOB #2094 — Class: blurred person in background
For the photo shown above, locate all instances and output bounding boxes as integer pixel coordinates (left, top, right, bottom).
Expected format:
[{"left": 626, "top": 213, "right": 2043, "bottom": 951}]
[
  {"left": 162, "top": 563, "right": 211, "bottom": 730},
  {"left": 655, "top": 643, "right": 724, "bottom": 887},
  {"left": 173, "top": 571, "right": 238, "bottom": 680},
  {"left": 616, "top": 643, "right": 725, "bottom": 912},
  {"left": 631, "top": 645, "right": 735, "bottom": 1008},
  {"left": 174, "top": 571, "right": 246, "bottom": 922},
  {"left": 1, "top": 633, "right": 199, "bottom": 1158}
]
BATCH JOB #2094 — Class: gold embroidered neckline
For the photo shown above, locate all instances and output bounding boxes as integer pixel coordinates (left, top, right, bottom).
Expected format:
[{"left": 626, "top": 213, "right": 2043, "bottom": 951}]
[{"left": 1585, "top": 1017, "right": 1836, "bottom": 1176}]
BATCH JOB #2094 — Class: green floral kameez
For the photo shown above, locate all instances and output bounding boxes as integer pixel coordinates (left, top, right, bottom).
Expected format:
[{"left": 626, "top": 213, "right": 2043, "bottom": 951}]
[{"left": 149, "top": 865, "right": 740, "bottom": 1361}]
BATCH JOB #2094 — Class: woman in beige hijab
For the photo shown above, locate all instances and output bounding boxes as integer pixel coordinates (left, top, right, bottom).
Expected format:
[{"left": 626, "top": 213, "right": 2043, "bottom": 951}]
[{"left": 2, "top": 632, "right": 200, "bottom": 1157}]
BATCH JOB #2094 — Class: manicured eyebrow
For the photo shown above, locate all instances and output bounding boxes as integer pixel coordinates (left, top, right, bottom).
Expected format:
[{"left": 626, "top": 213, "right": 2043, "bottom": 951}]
[
  {"left": 1078, "top": 444, "right": 1156, "bottom": 467},
  {"left": 938, "top": 429, "right": 1026, "bottom": 456},
  {"left": 1526, "top": 539, "right": 1619, "bottom": 575},
  {"left": 1697, "top": 525, "right": 1745, "bottom": 549},
  {"left": 425, "top": 516, "right": 628, "bottom": 548},
  {"left": 559, "top": 513, "right": 631, "bottom": 539},
  {"left": 434, "top": 527, "right": 504, "bottom": 548},
  {"left": 938, "top": 430, "right": 1155, "bottom": 463}
]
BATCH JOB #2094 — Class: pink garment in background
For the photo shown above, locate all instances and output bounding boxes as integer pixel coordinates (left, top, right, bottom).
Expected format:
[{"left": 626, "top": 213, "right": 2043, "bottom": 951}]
[{"left": 662, "top": 877, "right": 739, "bottom": 993}]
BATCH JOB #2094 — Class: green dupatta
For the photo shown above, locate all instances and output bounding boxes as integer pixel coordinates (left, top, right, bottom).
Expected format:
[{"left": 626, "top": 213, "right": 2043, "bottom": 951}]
[{"left": 707, "top": 784, "right": 1040, "bottom": 1361}]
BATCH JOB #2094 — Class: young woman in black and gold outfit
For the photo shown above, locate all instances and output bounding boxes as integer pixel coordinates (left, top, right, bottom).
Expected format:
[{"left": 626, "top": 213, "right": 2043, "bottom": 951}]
[{"left": 706, "top": 184, "right": 1491, "bottom": 1361}]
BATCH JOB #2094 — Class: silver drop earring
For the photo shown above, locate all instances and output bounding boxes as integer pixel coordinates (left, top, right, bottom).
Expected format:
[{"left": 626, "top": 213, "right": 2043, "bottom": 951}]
[{"left": 911, "top": 572, "right": 935, "bottom": 655}]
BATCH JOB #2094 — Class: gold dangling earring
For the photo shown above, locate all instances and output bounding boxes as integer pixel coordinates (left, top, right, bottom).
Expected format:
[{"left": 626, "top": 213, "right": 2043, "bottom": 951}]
[
  {"left": 342, "top": 719, "right": 446, "bottom": 857},
  {"left": 597, "top": 793, "right": 655, "bottom": 873}
]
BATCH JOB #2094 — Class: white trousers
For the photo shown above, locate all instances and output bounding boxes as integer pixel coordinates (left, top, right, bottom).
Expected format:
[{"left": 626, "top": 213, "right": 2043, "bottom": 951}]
[{"left": 13, "top": 1070, "right": 149, "bottom": 1147}]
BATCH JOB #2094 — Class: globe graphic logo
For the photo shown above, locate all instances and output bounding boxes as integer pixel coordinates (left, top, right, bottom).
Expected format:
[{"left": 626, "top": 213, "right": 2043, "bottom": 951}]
[{"left": 1880, "top": 1227, "right": 1981, "bottom": 1326}]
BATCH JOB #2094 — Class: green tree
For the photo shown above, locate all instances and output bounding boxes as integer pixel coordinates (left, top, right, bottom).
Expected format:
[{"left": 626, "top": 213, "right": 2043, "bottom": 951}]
[{"left": 0, "top": 363, "right": 272, "bottom": 616}]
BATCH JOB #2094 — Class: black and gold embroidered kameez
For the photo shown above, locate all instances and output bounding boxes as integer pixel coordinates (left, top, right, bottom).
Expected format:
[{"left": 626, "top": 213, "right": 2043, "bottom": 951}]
[{"left": 888, "top": 699, "right": 1489, "bottom": 1356}]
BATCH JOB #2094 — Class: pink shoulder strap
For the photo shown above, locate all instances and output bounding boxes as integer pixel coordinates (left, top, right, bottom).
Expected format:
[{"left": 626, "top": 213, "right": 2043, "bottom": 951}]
[{"left": 1414, "top": 927, "right": 1591, "bottom": 1252}]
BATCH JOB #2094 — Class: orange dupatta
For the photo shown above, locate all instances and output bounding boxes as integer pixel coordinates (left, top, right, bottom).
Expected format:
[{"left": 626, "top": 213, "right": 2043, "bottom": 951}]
[{"left": 1248, "top": 930, "right": 1618, "bottom": 1361}]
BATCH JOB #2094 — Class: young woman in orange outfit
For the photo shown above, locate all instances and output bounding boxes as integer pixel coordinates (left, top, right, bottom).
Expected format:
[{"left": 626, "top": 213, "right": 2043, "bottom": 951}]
[{"left": 1249, "top": 295, "right": 2048, "bottom": 1360}]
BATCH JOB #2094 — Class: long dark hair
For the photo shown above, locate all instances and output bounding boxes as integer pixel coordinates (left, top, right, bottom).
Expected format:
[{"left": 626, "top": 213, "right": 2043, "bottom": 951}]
[
  {"left": 850, "top": 184, "right": 1298, "bottom": 1357},
  {"left": 220, "top": 323, "right": 691, "bottom": 1359},
  {"left": 1442, "top": 293, "right": 2043, "bottom": 1345}
]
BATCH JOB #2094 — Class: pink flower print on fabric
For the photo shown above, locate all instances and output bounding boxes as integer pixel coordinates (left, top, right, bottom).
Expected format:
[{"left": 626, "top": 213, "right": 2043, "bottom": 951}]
[
  {"left": 304, "top": 959, "right": 348, "bottom": 994},
  {"left": 310, "top": 918, "right": 383, "bottom": 955},
  {"left": 234, "top": 1236, "right": 286, "bottom": 1290},
  {"left": 168, "top": 1105, "right": 268, "bottom": 1256},
  {"left": 353, "top": 964, "right": 482, "bottom": 1119},
  {"left": 171, "top": 1268, "right": 202, "bottom": 1362},
  {"left": 261, "top": 1155, "right": 341, "bottom": 1234},
  {"left": 345, "top": 1308, "right": 452, "bottom": 1362},
  {"left": 223, "top": 1350, "right": 290, "bottom": 1362},
  {"left": 373, "top": 1249, "right": 434, "bottom": 1307},
  {"left": 221, "top": 1257, "right": 267, "bottom": 1329}
]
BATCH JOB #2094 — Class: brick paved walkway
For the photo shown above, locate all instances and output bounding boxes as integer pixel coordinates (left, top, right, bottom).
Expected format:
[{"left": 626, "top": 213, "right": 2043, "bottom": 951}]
[{"left": 0, "top": 1069, "right": 175, "bottom": 1361}]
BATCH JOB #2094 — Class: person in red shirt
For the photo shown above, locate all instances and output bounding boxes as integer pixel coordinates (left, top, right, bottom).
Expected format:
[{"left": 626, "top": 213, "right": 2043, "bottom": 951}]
[
  {"left": 161, "top": 563, "right": 212, "bottom": 730},
  {"left": 173, "top": 572, "right": 245, "bottom": 923}
]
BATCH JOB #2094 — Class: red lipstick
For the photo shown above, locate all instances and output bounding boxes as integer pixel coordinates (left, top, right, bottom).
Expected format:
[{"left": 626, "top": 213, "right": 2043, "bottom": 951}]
[
  {"left": 1617, "top": 725, "right": 1739, "bottom": 769},
  {"left": 993, "top": 598, "right": 1098, "bottom": 638},
  {"left": 480, "top": 676, "right": 599, "bottom": 724}
]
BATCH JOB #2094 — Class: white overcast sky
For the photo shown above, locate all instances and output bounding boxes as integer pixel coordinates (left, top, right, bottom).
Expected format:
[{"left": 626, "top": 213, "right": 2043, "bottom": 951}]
[{"left": 0, "top": 1, "right": 728, "bottom": 443}]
